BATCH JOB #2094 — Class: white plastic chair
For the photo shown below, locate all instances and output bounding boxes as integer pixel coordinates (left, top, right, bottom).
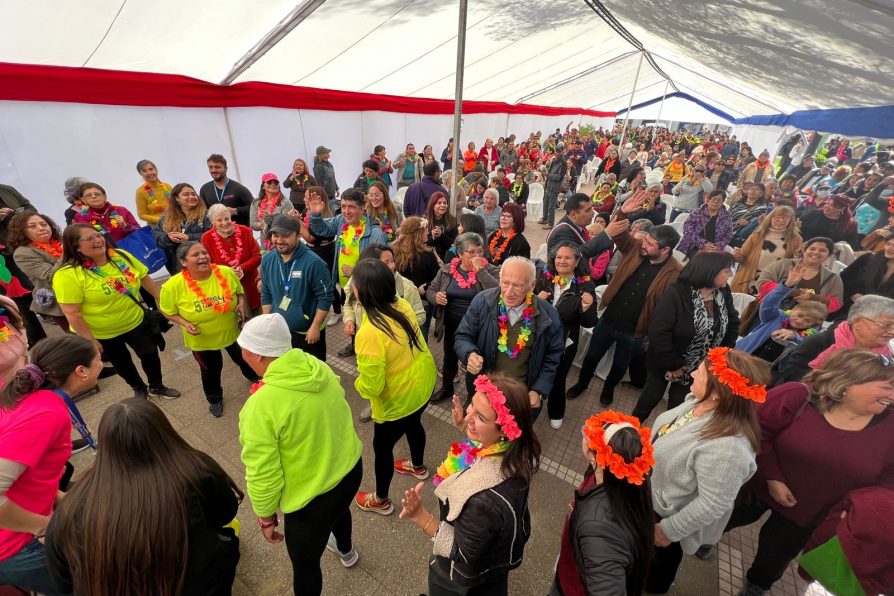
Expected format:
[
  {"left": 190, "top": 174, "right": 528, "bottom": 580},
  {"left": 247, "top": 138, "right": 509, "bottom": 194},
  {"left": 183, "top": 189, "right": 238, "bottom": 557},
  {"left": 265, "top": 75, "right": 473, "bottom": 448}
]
[
  {"left": 669, "top": 221, "right": 685, "bottom": 234},
  {"left": 393, "top": 185, "right": 408, "bottom": 212},
  {"left": 830, "top": 260, "right": 847, "bottom": 274},
  {"left": 731, "top": 292, "right": 756, "bottom": 313},
  {"left": 833, "top": 242, "right": 856, "bottom": 266},
  {"left": 661, "top": 193, "right": 675, "bottom": 209},
  {"left": 488, "top": 171, "right": 499, "bottom": 181},
  {"left": 672, "top": 249, "right": 687, "bottom": 262},
  {"left": 526, "top": 182, "right": 544, "bottom": 221},
  {"left": 506, "top": 173, "right": 515, "bottom": 182},
  {"left": 672, "top": 211, "right": 690, "bottom": 224},
  {"left": 533, "top": 242, "right": 548, "bottom": 262}
]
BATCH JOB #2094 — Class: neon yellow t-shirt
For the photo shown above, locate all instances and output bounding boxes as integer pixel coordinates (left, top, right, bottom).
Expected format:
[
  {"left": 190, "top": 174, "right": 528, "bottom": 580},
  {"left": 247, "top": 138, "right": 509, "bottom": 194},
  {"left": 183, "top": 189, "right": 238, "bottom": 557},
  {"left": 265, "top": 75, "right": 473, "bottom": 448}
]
[
  {"left": 159, "top": 266, "right": 244, "bottom": 351},
  {"left": 52, "top": 250, "right": 149, "bottom": 340},
  {"left": 337, "top": 224, "right": 362, "bottom": 288}
]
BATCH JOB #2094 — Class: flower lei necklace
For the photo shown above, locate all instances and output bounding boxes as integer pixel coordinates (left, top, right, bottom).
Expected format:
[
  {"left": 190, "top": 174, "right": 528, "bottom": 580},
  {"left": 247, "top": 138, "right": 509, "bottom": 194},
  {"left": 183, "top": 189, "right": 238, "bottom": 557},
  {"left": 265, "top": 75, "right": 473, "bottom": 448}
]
[
  {"left": 0, "top": 314, "right": 12, "bottom": 343},
  {"left": 31, "top": 240, "right": 63, "bottom": 260},
  {"left": 211, "top": 228, "right": 243, "bottom": 267},
  {"left": 433, "top": 438, "right": 509, "bottom": 486},
  {"left": 370, "top": 210, "right": 394, "bottom": 240},
  {"left": 339, "top": 216, "right": 366, "bottom": 255},
  {"left": 706, "top": 347, "right": 768, "bottom": 403},
  {"left": 83, "top": 252, "right": 137, "bottom": 296},
  {"left": 489, "top": 229, "right": 516, "bottom": 262},
  {"left": 182, "top": 265, "right": 233, "bottom": 314},
  {"left": 582, "top": 410, "right": 654, "bottom": 485},
  {"left": 780, "top": 310, "right": 819, "bottom": 336},
  {"left": 497, "top": 293, "right": 535, "bottom": 359},
  {"left": 511, "top": 180, "right": 524, "bottom": 196},
  {"left": 449, "top": 257, "right": 486, "bottom": 288},
  {"left": 543, "top": 267, "right": 589, "bottom": 288},
  {"left": 80, "top": 203, "right": 119, "bottom": 232},
  {"left": 291, "top": 173, "right": 309, "bottom": 190},
  {"left": 259, "top": 193, "right": 282, "bottom": 219},
  {"left": 144, "top": 183, "right": 170, "bottom": 213}
]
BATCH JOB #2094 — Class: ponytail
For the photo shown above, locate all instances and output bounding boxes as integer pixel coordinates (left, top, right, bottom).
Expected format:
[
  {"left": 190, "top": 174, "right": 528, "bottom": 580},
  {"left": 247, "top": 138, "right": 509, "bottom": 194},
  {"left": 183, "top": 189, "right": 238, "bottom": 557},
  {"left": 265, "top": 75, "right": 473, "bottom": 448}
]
[{"left": 0, "top": 335, "right": 97, "bottom": 409}]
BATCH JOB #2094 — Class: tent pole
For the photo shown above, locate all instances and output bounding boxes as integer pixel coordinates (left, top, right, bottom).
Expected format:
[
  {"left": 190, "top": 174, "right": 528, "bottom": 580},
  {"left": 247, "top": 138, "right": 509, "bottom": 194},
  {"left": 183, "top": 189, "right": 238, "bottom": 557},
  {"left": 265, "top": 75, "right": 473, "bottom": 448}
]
[
  {"left": 223, "top": 107, "right": 242, "bottom": 182},
  {"left": 617, "top": 50, "right": 644, "bottom": 152},
  {"left": 655, "top": 80, "right": 669, "bottom": 123},
  {"left": 450, "top": 0, "right": 468, "bottom": 211}
]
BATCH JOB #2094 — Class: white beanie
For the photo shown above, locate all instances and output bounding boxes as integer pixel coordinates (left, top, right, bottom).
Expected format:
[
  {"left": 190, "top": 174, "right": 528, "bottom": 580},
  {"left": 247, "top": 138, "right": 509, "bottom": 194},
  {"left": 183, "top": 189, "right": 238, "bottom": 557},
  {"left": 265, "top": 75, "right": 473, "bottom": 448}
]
[{"left": 237, "top": 313, "right": 291, "bottom": 357}]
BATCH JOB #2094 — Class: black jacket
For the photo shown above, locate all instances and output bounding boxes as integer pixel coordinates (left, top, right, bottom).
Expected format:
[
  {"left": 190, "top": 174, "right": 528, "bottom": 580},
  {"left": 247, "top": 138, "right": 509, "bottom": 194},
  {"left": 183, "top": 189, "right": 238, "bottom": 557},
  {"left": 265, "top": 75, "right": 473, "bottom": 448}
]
[
  {"left": 837, "top": 250, "right": 894, "bottom": 319},
  {"left": 487, "top": 231, "right": 531, "bottom": 266},
  {"left": 771, "top": 322, "right": 840, "bottom": 386},
  {"left": 646, "top": 282, "right": 739, "bottom": 373},
  {"left": 533, "top": 268, "right": 598, "bottom": 343},
  {"left": 546, "top": 216, "right": 614, "bottom": 260}
]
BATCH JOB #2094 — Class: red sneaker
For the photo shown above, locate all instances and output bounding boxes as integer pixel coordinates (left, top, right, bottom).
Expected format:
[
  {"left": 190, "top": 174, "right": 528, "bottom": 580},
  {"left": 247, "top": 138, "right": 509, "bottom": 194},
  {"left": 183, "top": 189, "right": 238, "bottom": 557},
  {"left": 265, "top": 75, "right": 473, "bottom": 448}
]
[
  {"left": 394, "top": 459, "right": 430, "bottom": 480},
  {"left": 354, "top": 491, "right": 394, "bottom": 515}
]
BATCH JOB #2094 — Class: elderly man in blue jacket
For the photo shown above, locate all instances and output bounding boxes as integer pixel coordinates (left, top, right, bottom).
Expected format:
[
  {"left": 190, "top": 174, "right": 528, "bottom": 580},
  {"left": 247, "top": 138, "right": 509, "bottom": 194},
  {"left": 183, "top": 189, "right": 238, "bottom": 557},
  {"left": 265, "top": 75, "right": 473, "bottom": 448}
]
[{"left": 454, "top": 256, "right": 564, "bottom": 425}]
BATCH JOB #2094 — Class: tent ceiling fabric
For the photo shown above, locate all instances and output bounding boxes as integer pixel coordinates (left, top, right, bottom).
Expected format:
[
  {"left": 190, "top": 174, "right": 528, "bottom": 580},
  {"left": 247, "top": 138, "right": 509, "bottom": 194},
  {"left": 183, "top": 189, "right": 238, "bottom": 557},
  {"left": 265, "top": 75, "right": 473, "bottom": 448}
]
[{"left": 1, "top": 0, "right": 891, "bottom": 121}]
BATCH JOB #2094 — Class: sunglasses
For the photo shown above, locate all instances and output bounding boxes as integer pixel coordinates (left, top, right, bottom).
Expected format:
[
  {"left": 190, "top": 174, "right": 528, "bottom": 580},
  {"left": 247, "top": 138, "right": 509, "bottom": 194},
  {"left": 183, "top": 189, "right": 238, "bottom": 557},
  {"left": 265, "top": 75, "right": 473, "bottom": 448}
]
[{"left": 265, "top": 180, "right": 280, "bottom": 186}]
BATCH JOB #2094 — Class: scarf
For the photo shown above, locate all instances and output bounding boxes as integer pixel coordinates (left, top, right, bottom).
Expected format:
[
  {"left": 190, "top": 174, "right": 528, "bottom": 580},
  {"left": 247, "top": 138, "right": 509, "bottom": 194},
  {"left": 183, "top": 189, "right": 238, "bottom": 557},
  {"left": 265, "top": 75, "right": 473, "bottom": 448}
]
[
  {"left": 809, "top": 321, "right": 892, "bottom": 368},
  {"left": 679, "top": 286, "right": 729, "bottom": 383}
]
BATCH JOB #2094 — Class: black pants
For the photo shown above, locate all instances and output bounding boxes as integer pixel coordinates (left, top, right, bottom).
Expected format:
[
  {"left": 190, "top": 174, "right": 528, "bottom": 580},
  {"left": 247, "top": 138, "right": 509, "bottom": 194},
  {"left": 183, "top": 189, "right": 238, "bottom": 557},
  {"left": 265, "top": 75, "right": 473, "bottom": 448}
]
[
  {"left": 442, "top": 313, "right": 463, "bottom": 390},
  {"left": 631, "top": 370, "right": 691, "bottom": 422},
  {"left": 283, "top": 459, "right": 362, "bottom": 596},
  {"left": 571, "top": 320, "right": 644, "bottom": 400},
  {"left": 645, "top": 539, "right": 683, "bottom": 594},
  {"left": 428, "top": 556, "right": 509, "bottom": 596},
  {"left": 192, "top": 341, "right": 258, "bottom": 403},
  {"left": 291, "top": 328, "right": 327, "bottom": 362},
  {"left": 724, "top": 498, "right": 815, "bottom": 591},
  {"left": 547, "top": 330, "right": 580, "bottom": 421},
  {"left": 98, "top": 324, "right": 163, "bottom": 390},
  {"left": 373, "top": 403, "right": 427, "bottom": 500}
]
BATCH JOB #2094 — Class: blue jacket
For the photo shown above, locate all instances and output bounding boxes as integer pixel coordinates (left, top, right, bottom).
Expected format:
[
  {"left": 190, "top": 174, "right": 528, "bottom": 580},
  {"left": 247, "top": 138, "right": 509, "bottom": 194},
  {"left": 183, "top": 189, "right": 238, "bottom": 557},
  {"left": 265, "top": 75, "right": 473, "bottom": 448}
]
[
  {"left": 454, "top": 288, "right": 564, "bottom": 398},
  {"left": 260, "top": 243, "right": 333, "bottom": 333},
  {"left": 736, "top": 282, "right": 808, "bottom": 354},
  {"left": 307, "top": 213, "right": 388, "bottom": 284}
]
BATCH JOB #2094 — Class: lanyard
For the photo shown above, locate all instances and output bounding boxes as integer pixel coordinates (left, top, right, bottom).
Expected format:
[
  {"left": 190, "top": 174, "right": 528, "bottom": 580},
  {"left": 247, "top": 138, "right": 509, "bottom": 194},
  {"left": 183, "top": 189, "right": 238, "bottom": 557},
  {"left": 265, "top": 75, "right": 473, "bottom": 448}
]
[
  {"left": 213, "top": 179, "right": 229, "bottom": 204},
  {"left": 53, "top": 389, "right": 97, "bottom": 451},
  {"left": 281, "top": 259, "right": 298, "bottom": 294}
]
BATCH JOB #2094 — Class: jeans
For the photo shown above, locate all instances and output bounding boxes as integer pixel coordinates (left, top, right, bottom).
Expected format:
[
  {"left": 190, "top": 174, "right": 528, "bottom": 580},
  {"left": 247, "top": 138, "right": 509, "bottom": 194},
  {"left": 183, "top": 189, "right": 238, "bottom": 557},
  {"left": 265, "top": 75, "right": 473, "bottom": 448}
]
[
  {"left": 0, "top": 538, "right": 67, "bottom": 595},
  {"left": 372, "top": 403, "right": 427, "bottom": 500},
  {"left": 421, "top": 301, "right": 434, "bottom": 344},
  {"left": 631, "top": 369, "right": 691, "bottom": 422},
  {"left": 97, "top": 323, "right": 163, "bottom": 390},
  {"left": 291, "top": 328, "right": 327, "bottom": 362},
  {"left": 571, "top": 320, "right": 644, "bottom": 400},
  {"left": 192, "top": 341, "right": 258, "bottom": 403},
  {"left": 283, "top": 458, "right": 362, "bottom": 596},
  {"left": 441, "top": 311, "right": 464, "bottom": 391},
  {"left": 547, "top": 330, "right": 580, "bottom": 420},
  {"left": 668, "top": 207, "right": 691, "bottom": 223},
  {"left": 724, "top": 497, "right": 815, "bottom": 591},
  {"left": 544, "top": 191, "right": 559, "bottom": 225}
]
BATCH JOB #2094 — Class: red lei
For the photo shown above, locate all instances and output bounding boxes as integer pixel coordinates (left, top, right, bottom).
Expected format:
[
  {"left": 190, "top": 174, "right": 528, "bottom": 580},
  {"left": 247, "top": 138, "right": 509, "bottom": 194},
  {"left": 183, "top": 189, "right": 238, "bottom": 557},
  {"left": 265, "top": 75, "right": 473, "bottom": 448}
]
[
  {"left": 211, "top": 229, "right": 243, "bottom": 267},
  {"left": 488, "top": 229, "right": 516, "bottom": 262},
  {"left": 258, "top": 194, "right": 282, "bottom": 219},
  {"left": 449, "top": 258, "right": 487, "bottom": 289},
  {"left": 181, "top": 265, "right": 233, "bottom": 314}
]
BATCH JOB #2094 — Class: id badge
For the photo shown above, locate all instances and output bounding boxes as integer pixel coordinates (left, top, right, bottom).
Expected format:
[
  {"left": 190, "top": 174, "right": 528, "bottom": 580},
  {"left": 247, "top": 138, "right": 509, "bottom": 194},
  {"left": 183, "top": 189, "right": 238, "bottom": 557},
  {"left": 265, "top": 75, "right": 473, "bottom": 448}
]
[{"left": 279, "top": 296, "right": 292, "bottom": 310}]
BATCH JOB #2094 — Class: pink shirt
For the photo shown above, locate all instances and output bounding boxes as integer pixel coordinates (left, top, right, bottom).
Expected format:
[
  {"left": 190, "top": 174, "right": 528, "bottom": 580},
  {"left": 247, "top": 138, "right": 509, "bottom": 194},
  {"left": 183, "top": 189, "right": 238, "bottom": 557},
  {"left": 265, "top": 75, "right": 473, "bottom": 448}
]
[{"left": 0, "top": 390, "right": 71, "bottom": 560}]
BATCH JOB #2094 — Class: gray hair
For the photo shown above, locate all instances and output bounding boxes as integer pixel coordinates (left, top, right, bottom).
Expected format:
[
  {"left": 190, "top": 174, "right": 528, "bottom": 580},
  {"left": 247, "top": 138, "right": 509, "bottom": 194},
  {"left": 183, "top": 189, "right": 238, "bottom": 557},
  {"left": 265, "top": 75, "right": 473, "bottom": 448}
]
[
  {"left": 483, "top": 188, "right": 500, "bottom": 201},
  {"left": 454, "top": 232, "right": 483, "bottom": 254},
  {"left": 500, "top": 256, "right": 536, "bottom": 282},
  {"left": 135, "top": 159, "right": 156, "bottom": 174},
  {"left": 631, "top": 219, "right": 654, "bottom": 233},
  {"left": 63, "top": 176, "right": 90, "bottom": 203},
  {"left": 207, "top": 203, "right": 231, "bottom": 221},
  {"left": 848, "top": 294, "right": 894, "bottom": 325}
]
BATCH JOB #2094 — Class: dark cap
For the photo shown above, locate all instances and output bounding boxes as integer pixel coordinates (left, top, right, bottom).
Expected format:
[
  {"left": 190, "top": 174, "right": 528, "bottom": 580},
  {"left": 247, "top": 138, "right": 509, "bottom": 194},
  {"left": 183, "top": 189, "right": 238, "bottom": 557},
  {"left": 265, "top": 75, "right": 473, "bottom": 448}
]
[
  {"left": 315, "top": 145, "right": 332, "bottom": 155},
  {"left": 268, "top": 214, "right": 300, "bottom": 236}
]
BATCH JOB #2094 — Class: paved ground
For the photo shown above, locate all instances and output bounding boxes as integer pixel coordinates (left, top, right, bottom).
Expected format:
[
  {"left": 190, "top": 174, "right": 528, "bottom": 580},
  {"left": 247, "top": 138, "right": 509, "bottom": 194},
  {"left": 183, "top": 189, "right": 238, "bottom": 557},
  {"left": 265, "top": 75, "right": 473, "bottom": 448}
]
[{"left": 64, "top": 207, "right": 829, "bottom": 596}]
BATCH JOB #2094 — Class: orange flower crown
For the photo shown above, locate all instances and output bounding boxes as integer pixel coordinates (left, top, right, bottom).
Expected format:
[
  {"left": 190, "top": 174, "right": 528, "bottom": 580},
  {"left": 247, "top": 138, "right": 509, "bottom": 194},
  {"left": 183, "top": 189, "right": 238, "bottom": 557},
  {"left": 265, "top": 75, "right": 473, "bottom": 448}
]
[
  {"left": 582, "top": 411, "right": 654, "bottom": 486},
  {"left": 706, "top": 347, "right": 767, "bottom": 403}
]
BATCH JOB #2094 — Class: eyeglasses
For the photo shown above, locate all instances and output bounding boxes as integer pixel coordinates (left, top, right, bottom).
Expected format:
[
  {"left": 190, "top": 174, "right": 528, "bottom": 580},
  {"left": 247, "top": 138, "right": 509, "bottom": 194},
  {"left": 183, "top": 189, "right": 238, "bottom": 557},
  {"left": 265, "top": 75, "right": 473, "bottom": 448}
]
[
  {"left": 78, "top": 234, "right": 105, "bottom": 243},
  {"left": 81, "top": 192, "right": 104, "bottom": 199},
  {"left": 463, "top": 249, "right": 484, "bottom": 256},
  {"left": 863, "top": 318, "right": 894, "bottom": 332},
  {"left": 499, "top": 281, "right": 529, "bottom": 291}
]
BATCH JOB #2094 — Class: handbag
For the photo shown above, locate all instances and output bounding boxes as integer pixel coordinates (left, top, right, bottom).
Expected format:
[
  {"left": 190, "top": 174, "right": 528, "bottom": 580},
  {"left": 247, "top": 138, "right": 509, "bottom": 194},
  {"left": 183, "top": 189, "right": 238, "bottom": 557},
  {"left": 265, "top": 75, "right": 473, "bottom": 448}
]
[
  {"left": 124, "top": 292, "right": 172, "bottom": 350},
  {"left": 116, "top": 226, "right": 167, "bottom": 273}
]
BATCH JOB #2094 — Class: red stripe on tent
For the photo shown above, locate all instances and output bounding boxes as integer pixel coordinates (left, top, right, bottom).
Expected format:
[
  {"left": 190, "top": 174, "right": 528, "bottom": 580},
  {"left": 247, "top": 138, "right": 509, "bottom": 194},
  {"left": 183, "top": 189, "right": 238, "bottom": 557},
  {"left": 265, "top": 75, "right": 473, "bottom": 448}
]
[{"left": 0, "top": 62, "right": 616, "bottom": 117}]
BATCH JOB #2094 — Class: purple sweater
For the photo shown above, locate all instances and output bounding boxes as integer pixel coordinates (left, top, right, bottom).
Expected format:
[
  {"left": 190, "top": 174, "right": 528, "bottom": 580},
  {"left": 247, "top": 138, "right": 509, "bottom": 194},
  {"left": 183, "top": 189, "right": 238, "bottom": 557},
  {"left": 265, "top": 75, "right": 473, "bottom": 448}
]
[
  {"left": 676, "top": 204, "right": 733, "bottom": 255},
  {"left": 402, "top": 176, "right": 448, "bottom": 218},
  {"left": 749, "top": 382, "right": 894, "bottom": 526}
]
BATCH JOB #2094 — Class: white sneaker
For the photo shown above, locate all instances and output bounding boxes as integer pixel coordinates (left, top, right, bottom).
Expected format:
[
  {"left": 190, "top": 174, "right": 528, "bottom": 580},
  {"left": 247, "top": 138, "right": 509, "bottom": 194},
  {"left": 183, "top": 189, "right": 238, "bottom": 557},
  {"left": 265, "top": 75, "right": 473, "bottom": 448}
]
[
  {"left": 550, "top": 418, "right": 563, "bottom": 430},
  {"left": 327, "top": 311, "right": 342, "bottom": 325},
  {"left": 359, "top": 405, "right": 372, "bottom": 423},
  {"left": 326, "top": 533, "right": 359, "bottom": 568}
]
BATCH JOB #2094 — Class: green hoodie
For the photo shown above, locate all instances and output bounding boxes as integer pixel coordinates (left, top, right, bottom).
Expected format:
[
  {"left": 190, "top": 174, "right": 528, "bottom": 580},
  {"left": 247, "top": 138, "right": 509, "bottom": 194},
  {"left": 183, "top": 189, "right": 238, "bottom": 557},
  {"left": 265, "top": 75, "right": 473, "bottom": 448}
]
[{"left": 239, "top": 349, "right": 362, "bottom": 516}]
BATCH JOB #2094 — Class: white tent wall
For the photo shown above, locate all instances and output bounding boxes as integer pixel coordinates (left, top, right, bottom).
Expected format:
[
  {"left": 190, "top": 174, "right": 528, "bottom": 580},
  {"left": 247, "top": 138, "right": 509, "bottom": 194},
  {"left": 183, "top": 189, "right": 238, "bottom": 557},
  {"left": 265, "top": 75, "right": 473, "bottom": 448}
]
[
  {"left": 729, "top": 124, "right": 793, "bottom": 161},
  {"left": 0, "top": 100, "right": 611, "bottom": 221}
]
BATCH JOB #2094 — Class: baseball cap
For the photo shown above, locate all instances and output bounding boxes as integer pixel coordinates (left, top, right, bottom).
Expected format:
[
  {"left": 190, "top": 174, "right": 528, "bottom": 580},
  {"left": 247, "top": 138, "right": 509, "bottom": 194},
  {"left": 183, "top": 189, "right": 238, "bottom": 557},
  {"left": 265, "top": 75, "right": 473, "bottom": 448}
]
[
  {"left": 316, "top": 145, "right": 332, "bottom": 155},
  {"left": 268, "top": 214, "right": 300, "bottom": 235},
  {"left": 261, "top": 172, "right": 278, "bottom": 183},
  {"left": 238, "top": 314, "right": 291, "bottom": 357}
]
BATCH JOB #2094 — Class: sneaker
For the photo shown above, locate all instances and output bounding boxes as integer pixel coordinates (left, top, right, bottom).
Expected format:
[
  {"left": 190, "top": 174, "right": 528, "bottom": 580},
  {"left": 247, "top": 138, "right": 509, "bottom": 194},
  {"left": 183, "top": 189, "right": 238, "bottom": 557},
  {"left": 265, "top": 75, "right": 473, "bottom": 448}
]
[
  {"left": 326, "top": 533, "right": 359, "bottom": 568},
  {"left": 209, "top": 402, "right": 224, "bottom": 418},
  {"left": 394, "top": 459, "right": 429, "bottom": 480},
  {"left": 359, "top": 405, "right": 372, "bottom": 423},
  {"left": 149, "top": 385, "right": 182, "bottom": 400},
  {"left": 71, "top": 438, "right": 90, "bottom": 454},
  {"left": 133, "top": 386, "right": 149, "bottom": 400},
  {"left": 536, "top": 219, "right": 547, "bottom": 225},
  {"left": 566, "top": 384, "right": 586, "bottom": 400},
  {"left": 737, "top": 582, "right": 767, "bottom": 596},
  {"left": 541, "top": 224, "right": 554, "bottom": 230},
  {"left": 355, "top": 491, "right": 393, "bottom": 515},
  {"left": 694, "top": 544, "right": 713, "bottom": 560},
  {"left": 549, "top": 419, "right": 563, "bottom": 430},
  {"left": 338, "top": 343, "right": 354, "bottom": 357},
  {"left": 327, "top": 311, "right": 342, "bottom": 325},
  {"left": 429, "top": 385, "right": 453, "bottom": 403}
]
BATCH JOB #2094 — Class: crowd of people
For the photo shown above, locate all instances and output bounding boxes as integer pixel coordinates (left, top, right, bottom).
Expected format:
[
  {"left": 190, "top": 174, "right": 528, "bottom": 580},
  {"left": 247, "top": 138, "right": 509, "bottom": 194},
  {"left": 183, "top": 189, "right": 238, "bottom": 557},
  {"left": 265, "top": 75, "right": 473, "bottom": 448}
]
[{"left": 0, "top": 122, "right": 892, "bottom": 596}]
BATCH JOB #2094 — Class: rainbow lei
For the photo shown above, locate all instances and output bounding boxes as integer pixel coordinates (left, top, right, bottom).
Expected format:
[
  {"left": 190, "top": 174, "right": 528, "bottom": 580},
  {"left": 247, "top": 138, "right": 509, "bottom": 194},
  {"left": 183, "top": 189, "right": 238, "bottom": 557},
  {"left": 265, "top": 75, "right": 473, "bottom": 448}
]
[
  {"left": 433, "top": 438, "right": 509, "bottom": 486},
  {"left": 80, "top": 204, "right": 120, "bottom": 232},
  {"left": 371, "top": 212, "right": 394, "bottom": 240},
  {"left": 339, "top": 216, "right": 366, "bottom": 256},
  {"left": 497, "top": 293, "right": 535, "bottom": 359},
  {"left": 144, "top": 184, "right": 170, "bottom": 213},
  {"left": 542, "top": 267, "right": 589, "bottom": 287},
  {"left": 780, "top": 310, "right": 819, "bottom": 336},
  {"left": 0, "top": 316, "right": 11, "bottom": 343},
  {"left": 84, "top": 252, "right": 137, "bottom": 296}
]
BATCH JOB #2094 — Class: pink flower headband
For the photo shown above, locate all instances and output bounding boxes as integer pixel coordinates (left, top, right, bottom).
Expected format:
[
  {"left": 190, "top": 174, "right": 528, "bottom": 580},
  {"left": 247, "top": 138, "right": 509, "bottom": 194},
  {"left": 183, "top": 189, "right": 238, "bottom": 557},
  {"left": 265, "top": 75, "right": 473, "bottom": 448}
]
[{"left": 474, "top": 375, "right": 522, "bottom": 441}]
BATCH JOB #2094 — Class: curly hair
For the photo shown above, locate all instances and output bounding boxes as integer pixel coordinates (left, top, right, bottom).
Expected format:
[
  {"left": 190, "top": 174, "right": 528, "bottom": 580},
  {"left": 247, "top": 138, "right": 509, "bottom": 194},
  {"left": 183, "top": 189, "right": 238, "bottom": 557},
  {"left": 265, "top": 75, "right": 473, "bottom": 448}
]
[
  {"left": 392, "top": 216, "right": 433, "bottom": 272},
  {"left": 6, "top": 210, "right": 62, "bottom": 250}
]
